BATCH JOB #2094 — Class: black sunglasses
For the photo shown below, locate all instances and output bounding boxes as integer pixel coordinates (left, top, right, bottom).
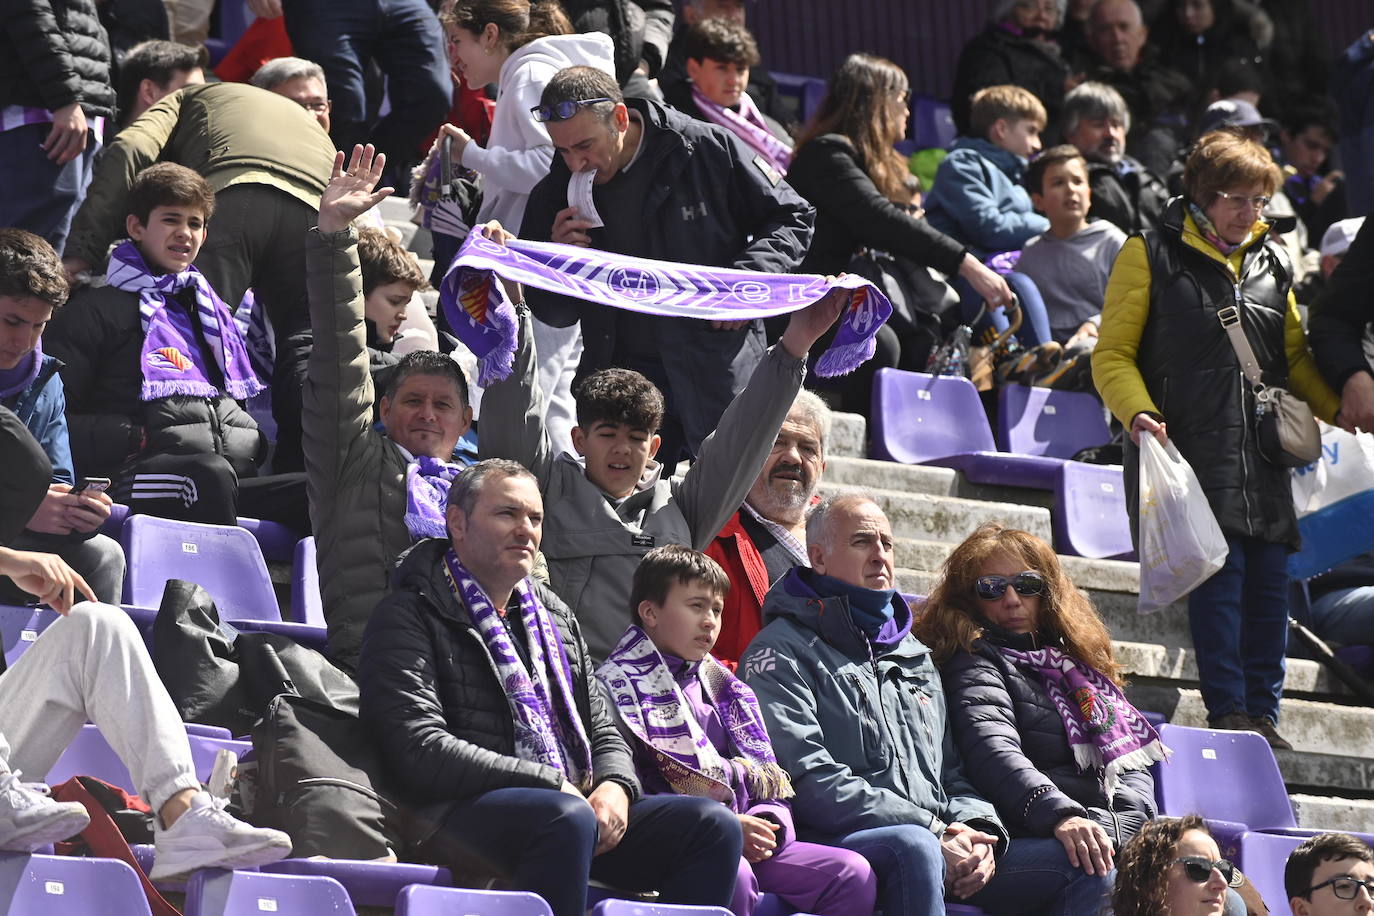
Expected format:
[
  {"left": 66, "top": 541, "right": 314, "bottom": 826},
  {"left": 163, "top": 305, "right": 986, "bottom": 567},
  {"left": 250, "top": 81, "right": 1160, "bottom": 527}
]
[
  {"left": 1174, "top": 856, "right": 1245, "bottom": 888},
  {"left": 1307, "top": 875, "right": 1374, "bottom": 900},
  {"left": 529, "top": 97, "right": 614, "bottom": 123},
  {"left": 974, "top": 571, "right": 1046, "bottom": 600}
]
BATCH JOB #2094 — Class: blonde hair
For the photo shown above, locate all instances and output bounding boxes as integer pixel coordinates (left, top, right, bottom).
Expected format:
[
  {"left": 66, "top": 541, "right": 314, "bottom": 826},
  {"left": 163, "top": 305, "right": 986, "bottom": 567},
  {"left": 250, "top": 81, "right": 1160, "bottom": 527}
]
[{"left": 970, "top": 84, "right": 1048, "bottom": 139}]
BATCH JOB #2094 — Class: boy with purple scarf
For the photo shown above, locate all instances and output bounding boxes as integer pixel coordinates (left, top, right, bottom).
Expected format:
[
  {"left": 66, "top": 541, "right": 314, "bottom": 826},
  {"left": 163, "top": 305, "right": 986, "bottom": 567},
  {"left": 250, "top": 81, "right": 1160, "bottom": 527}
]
[{"left": 597, "top": 545, "right": 876, "bottom": 916}]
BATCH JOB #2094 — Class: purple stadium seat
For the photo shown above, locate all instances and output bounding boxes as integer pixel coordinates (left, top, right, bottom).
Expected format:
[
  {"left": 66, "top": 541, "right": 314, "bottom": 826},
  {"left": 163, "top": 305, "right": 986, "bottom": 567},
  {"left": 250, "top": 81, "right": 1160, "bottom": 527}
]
[
  {"left": 1140, "top": 710, "right": 1167, "bottom": 729},
  {"left": 185, "top": 868, "right": 356, "bottom": 916},
  {"left": 911, "top": 95, "right": 956, "bottom": 150},
  {"left": 99, "top": 502, "right": 130, "bottom": 539},
  {"left": 591, "top": 902, "right": 732, "bottom": 916},
  {"left": 291, "top": 536, "right": 325, "bottom": 627},
  {"left": 236, "top": 517, "right": 302, "bottom": 565},
  {"left": 0, "top": 852, "right": 152, "bottom": 915},
  {"left": 45, "top": 725, "right": 248, "bottom": 792},
  {"left": 1053, "top": 461, "right": 1133, "bottom": 560},
  {"left": 770, "top": 72, "right": 828, "bottom": 125},
  {"left": 260, "top": 860, "right": 454, "bottom": 908},
  {"left": 121, "top": 515, "right": 280, "bottom": 621},
  {"left": 945, "top": 906, "right": 989, "bottom": 915},
  {"left": 396, "top": 885, "right": 554, "bottom": 915},
  {"left": 0, "top": 604, "right": 59, "bottom": 667},
  {"left": 1236, "top": 831, "right": 1303, "bottom": 914},
  {"left": 996, "top": 384, "right": 1111, "bottom": 459}
]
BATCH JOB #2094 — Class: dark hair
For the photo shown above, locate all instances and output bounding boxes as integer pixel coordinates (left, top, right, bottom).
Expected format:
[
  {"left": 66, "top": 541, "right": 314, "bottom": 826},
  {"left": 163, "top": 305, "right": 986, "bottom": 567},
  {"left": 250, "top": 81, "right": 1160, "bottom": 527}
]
[
  {"left": 629, "top": 545, "right": 730, "bottom": 626},
  {"left": 1112, "top": 815, "right": 1209, "bottom": 916},
  {"left": 795, "top": 54, "right": 911, "bottom": 202},
  {"left": 540, "top": 65, "right": 623, "bottom": 125},
  {"left": 1212, "top": 60, "right": 1264, "bottom": 101},
  {"left": 357, "top": 228, "right": 429, "bottom": 296},
  {"left": 384, "top": 350, "right": 471, "bottom": 407},
  {"left": 118, "top": 40, "right": 207, "bottom": 122},
  {"left": 1024, "top": 144, "right": 1086, "bottom": 195},
  {"left": 447, "top": 458, "right": 537, "bottom": 514},
  {"left": 127, "top": 162, "right": 215, "bottom": 226},
  {"left": 1285, "top": 833, "right": 1374, "bottom": 901},
  {"left": 1280, "top": 98, "right": 1339, "bottom": 143},
  {"left": 442, "top": 0, "right": 572, "bottom": 52},
  {"left": 683, "top": 17, "right": 760, "bottom": 67},
  {"left": 1182, "top": 129, "right": 1281, "bottom": 205},
  {"left": 573, "top": 368, "right": 664, "bottom": 433},
  {"left": 0, "top": 229, "right": 69, "bottom": 308}
]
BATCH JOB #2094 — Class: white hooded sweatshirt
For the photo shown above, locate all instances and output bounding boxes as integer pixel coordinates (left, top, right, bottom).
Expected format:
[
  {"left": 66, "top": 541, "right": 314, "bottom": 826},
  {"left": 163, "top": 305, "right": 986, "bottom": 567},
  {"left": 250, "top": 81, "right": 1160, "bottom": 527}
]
[{"left": 461, "top": 32, "right": 617, "bottom": 232}]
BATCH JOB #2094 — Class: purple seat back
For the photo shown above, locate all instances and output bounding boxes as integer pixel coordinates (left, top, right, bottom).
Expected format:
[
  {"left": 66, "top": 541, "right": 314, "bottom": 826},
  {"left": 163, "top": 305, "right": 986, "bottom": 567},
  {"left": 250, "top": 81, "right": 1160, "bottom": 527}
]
[
  {"left": 291, "top": 536, "right": 325, "bottom": 627},
  {"left": 944, "top": 905, "right": 989, "bottom": 915},
  {"left": 397, "top": 885, "right": 554, "bottom": 915},
  {"left": 871, "top": 369, "right": 995, "bottom": 464},
  {"left": 591, "top": 903, "right": 732, "bottom": 916},
  {"left": 912, "top": 94, "right": 957, "bottom": 150},
  {"left": 261, "top": 859, "right": 453, "bottom": 908},
  {"left": 0, "top": 605, "right": 59, "bottom": 667},
  {"left": 46, "top": 725, "right": 244, "bottom": 791},
  {"left": 186, "top": 868, "right": 355, "bottom": 916},
  {"left": 99, "top": 502, "right": 131, "bottom": 539},
  {"left": 1052, "top": 462, "right": 1134, "bottom": 559},
  {"left": 236, "top": 517, "right": 302, "bottom": 565},
  {"left": 121, "top": 515, "right": 280, "bottom": 621},
  {"left": 1154, "top": 724, "right": 1297, "bottom": 830},
  {"left": 0, "top": 853, "right": 152, "bottom": 915},
  {"left": 1237, "top": 831, "right": 1304, "bottom": 913},
  {"left": 997, "top": 385, "right": 1112, "bottom": 459}
]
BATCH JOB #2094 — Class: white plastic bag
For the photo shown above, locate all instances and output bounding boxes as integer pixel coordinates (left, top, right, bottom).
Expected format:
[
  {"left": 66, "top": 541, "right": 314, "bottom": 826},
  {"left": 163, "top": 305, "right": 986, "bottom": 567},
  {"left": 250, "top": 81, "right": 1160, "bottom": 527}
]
[
  {"left": 1136, "top": 435, "right": 1230, "bottom": 613},
  {"left": 1290, "top": 420, "right": 1374, "bottom": 516}
]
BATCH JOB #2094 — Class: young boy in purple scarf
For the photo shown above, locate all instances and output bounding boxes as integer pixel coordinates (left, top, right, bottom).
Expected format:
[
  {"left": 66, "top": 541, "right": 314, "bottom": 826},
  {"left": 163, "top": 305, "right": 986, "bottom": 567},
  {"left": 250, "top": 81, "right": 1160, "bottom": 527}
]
[
  {"left": 43, "top": 163, "right": 309, "bottom": 531},
  {"left": 598, "top": 545, "right": 877, "bottom": 916}
]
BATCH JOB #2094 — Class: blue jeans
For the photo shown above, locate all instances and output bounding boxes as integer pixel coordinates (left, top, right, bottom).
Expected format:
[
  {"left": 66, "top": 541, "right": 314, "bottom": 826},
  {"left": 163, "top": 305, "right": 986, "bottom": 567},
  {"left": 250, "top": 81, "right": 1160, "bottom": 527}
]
[
  {"left": 0, "top": 122, "right": 100, "bottom": 255},
  {"left": 1187, "top": 534, "right": 1290, "bottom": 723},
  {"left": 283, "top": 0, "right": 450, "bottom": 167},
  {"left": 835, "top": 824, "right": 944, "bottom": 916},
  {"left": 419, "top": 788, "right": 742, "bottom": 916},
  {"left": 954, "top": 270, "right": 1053, "bottom": 347},
  {"left": 966, "top": 837, "right": 1115, "bottom": 916},
  {"left": 1310, "top": 586, "right": 1374, "bottom": 646}
]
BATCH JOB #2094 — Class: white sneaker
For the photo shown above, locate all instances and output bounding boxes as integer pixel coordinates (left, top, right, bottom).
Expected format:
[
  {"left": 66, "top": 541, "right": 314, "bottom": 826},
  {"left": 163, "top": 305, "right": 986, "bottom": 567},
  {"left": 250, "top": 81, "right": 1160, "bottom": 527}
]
[
  {"left": 149, "top": 792, "right": 291, "bottom": 880},
  {"left": 0, "top": 770, "right": 90, "bottom": 852}
]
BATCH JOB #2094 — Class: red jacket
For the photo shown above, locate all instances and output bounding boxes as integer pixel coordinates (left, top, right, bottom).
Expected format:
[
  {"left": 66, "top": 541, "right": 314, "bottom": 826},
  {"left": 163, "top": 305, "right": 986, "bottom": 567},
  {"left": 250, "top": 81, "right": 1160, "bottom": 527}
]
[{"left": 705, "top": 510, "right": 773, "bottom": 668}]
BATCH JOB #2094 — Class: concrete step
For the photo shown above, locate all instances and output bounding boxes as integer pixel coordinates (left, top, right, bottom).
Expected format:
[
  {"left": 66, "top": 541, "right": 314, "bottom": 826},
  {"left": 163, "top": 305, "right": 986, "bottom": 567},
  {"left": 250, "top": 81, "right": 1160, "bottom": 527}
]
[
  {"left": 1291, "top": 795, "right": 1374, "bottom": 833},
  {"left": 819, "top": 482, "right": 1053, "bottom": 546},
  {"left": 1114, "top": 641, "right": 1347, "bottom": 700},
  {"left": 828, "top": 411, "right": 866, "bottom": 459},
  {"left": 823, "top": 457, "right": 959, "bottom": 497},
  {"left": 1276, "top": 749, "right": 1374, "bottom": 798}
]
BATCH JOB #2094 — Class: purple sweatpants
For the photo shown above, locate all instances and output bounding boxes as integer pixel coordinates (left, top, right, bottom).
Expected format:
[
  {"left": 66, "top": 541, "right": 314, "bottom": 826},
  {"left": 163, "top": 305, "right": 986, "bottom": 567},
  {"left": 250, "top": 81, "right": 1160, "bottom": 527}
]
[{"left": 731, "top": 839, "right": 877, "bottom": 916}]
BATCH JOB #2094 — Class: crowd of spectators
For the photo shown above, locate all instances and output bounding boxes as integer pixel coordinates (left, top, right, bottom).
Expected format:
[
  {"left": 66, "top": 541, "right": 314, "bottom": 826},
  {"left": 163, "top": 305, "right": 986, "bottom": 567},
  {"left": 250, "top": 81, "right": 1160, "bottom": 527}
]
[{"left": 2, "top": 0, "right": 1374, "bottom": 913}]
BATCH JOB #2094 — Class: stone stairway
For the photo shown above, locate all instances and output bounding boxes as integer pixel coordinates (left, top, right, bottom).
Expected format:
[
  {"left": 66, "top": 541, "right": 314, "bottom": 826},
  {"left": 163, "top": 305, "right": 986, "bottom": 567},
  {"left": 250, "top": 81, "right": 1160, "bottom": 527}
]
[{"left": 823, "top": 411, "right": 1374, "bottom": 832}]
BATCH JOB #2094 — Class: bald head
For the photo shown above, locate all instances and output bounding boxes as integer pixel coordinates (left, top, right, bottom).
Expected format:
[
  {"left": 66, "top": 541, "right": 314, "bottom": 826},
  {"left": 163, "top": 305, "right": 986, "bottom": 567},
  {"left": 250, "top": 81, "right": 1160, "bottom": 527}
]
[
  {"left": 1088, "top": 0, "right": 1146, "bottom": 72},
  {"left": 806, "top": 496, "right": 895, "bottom": 590}
]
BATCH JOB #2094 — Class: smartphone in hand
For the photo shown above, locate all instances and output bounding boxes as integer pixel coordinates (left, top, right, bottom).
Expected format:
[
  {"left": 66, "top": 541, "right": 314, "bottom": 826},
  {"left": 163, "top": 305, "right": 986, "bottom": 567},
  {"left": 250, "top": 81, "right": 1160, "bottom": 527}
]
[{"left": 68, "top": 477, "right": 111, "bottom": 497}]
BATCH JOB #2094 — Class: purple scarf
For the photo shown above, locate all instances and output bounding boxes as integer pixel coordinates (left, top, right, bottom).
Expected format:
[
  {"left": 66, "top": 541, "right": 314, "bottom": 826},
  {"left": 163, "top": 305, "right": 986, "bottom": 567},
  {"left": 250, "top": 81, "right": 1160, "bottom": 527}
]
[
  {"left": 597, "top": 626, "right": 792, "bottom": 811},
  {"left": 105, "top": 241, "right": 263, "bottom": 402},
  {"left": 440, "top": 233, "right": 892, "bottom": 386},
  {"left": 404, "top": 456, "right": 464, "bottom": 540},
  {"left": 443, "top": 550, "right": 594, "bottom": 789},
  {"left": 1000, "top": 645, "right": 1169, "bottom": 796},
  {"left": 690, "top": 82, "right": 792, "bottom": 177},
  {"left": 0, "top": 342, "right": 42, "bottom": 401}
]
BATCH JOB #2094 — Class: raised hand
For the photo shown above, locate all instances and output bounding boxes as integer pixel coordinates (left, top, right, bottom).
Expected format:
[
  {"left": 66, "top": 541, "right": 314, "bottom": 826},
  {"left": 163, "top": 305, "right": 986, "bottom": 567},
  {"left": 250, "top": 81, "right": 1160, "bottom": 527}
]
[{"left": 318, "top": 144, "right": 395, "bottom": 234}]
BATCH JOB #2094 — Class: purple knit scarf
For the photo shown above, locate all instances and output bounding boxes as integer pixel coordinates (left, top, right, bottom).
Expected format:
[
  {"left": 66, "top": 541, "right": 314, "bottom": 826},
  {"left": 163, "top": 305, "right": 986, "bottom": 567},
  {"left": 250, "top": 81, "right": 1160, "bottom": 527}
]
[
  {"left": 440, "top": 233, "right": 892, "bottom": 386},
  {"left": 443, "top": 549, "right": 594, "bottom": 789},
  {"left": 0, "top": 342, "right": 42, "bottom": 401},
  {"left": 1000, "top": 645, "right": 1169, "bottom": 796},
  {"left": 106, "top": 241, "right": 263, "bottom": 402},
  {"left": 403, "top": 456, "right": 465, "bottom": 541},
  {"left": 597, "top": 626, "right": 792, "bottom": 811},
  {"left": 689, "top": 82, "right": 792, "bottom": 176}
]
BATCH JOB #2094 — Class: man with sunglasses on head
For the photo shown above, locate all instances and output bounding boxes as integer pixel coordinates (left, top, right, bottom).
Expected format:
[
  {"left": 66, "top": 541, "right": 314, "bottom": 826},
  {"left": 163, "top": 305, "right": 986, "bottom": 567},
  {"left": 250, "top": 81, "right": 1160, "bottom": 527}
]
[
  {"left": 1286, "top": 833, "right": 1374, "bottom": 916},
  {"left": 519, "top": 65, "right": 814, "bottom": 468},
  {"left": 738, "top": 495, "right": 1009, "bottom": 916}
]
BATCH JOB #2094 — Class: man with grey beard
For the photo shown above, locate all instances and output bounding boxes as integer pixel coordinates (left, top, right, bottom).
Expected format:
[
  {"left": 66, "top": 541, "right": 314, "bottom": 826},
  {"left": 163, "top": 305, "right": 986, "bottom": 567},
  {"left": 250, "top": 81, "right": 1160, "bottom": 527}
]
[
  {"left": 1061, "top": 81, "right": 1168, "bottom": 235},
  {"left": 704, "top": 390, "right": 829, "bottom": 665}
]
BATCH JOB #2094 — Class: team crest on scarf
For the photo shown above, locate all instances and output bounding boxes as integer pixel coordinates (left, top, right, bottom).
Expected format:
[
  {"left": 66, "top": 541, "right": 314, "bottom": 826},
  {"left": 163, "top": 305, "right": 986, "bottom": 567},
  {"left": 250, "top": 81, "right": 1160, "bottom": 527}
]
[
  {"left": 1072, "top": 685, "right": 1117, "bottom": 734},
  {"left": 147, "top": 347, "right": 193, "bottom": 372}
]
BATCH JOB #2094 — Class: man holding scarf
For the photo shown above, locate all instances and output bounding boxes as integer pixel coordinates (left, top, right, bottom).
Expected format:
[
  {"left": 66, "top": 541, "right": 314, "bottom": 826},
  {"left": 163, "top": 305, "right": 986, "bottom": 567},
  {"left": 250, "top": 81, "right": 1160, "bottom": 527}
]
[{"left": 356, "top": 459, "right": 742, "bottom": 916}]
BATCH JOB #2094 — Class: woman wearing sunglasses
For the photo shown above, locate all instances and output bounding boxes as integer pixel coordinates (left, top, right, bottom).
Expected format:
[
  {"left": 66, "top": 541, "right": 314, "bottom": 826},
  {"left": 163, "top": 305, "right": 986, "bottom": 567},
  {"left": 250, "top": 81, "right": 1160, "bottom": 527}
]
[
  {"left": 1113, "top": 815, "right": 1255, "bottom": 915},
  {"left": 915, "top": 523, "right": 1165, "bottom": 914}
]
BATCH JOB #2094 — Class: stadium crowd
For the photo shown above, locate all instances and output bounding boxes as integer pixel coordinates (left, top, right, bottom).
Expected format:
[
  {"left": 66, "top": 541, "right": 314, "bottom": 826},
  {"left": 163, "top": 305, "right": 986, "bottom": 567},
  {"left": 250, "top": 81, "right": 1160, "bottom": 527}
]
[{"left": 1, "top": 0, "right": 1374, "bottom": 912}]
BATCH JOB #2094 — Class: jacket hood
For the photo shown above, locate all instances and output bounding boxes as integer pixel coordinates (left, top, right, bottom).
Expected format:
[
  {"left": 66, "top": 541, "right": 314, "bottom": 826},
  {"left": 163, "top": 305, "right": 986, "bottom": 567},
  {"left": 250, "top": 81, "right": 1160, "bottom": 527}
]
[
  {"left": 950, "top": 136, "right": 1028, "bottom": 178},
  {"left": 761, "top": 566, "right": 916, "bottom": 656},
  {"left": 503, "top": 32, "right": 616, "bottom": 81}
]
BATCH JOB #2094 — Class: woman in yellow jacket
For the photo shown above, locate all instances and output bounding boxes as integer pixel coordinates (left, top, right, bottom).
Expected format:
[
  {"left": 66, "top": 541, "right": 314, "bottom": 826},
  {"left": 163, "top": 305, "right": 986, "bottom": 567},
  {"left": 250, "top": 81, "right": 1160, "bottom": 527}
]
[{"left": 1092, "top": 131, "right": 1338, "bottom": 751}]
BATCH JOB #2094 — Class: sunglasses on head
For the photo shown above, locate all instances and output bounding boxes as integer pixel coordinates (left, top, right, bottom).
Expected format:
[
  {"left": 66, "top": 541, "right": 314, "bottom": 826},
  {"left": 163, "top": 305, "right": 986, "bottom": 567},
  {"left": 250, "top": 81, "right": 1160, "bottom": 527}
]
[
  {"left": 974, "top": 571, "right": 1045, "bottom": 600},
  {"left": 529, "top": 97, "right": 614, "bottom": 123},
  {"left": 1174, "top": 856, "right": 1245, "bottom": 888}
]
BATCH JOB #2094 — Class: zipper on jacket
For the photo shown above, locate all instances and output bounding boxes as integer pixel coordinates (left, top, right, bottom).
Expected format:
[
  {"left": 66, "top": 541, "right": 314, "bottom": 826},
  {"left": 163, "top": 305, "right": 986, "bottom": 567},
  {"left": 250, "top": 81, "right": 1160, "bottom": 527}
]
[
  {"left": 1232, "top": 283, "right": 1255, "bottom": 530},
  {"left": 206, "top": 396, "right": 225, "bottom": 455}
]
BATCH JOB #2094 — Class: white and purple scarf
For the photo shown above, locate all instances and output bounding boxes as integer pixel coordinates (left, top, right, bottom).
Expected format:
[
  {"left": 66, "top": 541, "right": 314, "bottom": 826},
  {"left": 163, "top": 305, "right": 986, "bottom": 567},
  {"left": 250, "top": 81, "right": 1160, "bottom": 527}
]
[
  {"left": 106, "top": 241, "right": 263, "bottom": 402},
  {"left": 443, "top": 550, "right": 594, "bottom": 789},
  {"left": 404, "top": 456, "right": 464, "bottom": 540},
  {"left": 597, "top": 626, "right": 792, "bottom": 811},
  {"left": 690, "top": 82, "right": 792, "bottom": 177},
  {"left": 1001, "top": 645, "right": 1169, "bottom": 796},
  {"left": 440, "top": 234, "right": 892, "bottom": 386}
]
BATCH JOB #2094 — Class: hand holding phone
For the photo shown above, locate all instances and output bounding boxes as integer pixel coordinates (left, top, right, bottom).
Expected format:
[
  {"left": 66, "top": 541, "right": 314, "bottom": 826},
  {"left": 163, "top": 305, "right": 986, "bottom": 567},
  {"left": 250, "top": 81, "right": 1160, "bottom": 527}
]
[{"left": 68, "top": 477, "right": 111, "bottom": 497}]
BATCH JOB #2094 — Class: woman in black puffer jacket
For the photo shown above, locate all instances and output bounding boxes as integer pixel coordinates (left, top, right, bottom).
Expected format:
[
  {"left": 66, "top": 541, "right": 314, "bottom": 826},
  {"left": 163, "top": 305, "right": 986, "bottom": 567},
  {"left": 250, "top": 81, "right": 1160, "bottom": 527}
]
[{"left": 916, "top": 523, "right": 1165, "bottom": 915}]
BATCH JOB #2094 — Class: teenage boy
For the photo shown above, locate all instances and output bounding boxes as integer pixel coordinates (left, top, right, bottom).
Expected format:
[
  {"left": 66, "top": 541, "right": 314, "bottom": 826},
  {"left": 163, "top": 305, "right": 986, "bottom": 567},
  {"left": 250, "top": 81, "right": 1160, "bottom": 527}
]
[
  {"left": 596, "top": 545, "right": 877, "bottom": 916},
  {"left": 44, "top": 163, "right": 309, "bottom": 531},
  {"left": 1284, "top": 832, "right": 1374, "bottom": 916},
  {"left": 477, "top": 221, "right": 845, "bottom": 661},
  {"left": 1017, "top": 145, "right": 1127, "bottom": 345},
  {"left": 356, "top": 226, "right": 428, "bottom": 381}
]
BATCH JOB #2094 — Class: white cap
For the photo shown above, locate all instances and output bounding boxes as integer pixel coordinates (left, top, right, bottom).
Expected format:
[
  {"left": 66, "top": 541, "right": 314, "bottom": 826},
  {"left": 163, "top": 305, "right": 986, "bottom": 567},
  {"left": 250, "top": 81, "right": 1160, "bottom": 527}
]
[{"left": 1320, "top": 217, "right": 1366, "bottom": 258}]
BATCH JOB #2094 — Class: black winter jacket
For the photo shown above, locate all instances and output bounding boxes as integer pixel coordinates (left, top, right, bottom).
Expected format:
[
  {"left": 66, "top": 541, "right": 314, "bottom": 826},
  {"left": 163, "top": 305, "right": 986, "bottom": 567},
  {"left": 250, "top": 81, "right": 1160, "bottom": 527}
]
[
  {"left": 787, "top": 134, "right": 967, "bottom": 278},
  {"left": 1086, "top": 156, "right": 1169, "bottom": 236},
  {"left": 0, "top": 0, "right": 114, "bottom": 119},
  {"left": 43, "top": 283, "right": 264, "bottom": 479},
  {"left": 1309, "top": 216, "right": 1374, "bottom": 393},
  {"left": 356, "top": 539, "right": 641, "bottom": 844},
  {"left": 560, "top": 0, "right": 674, "bottom": 84},
  {"left": 941, "top": 626, "right": 1156, "bottom": 848},
  {"left": 951, "top": 24, "right": 1071, "bottom": 140}
]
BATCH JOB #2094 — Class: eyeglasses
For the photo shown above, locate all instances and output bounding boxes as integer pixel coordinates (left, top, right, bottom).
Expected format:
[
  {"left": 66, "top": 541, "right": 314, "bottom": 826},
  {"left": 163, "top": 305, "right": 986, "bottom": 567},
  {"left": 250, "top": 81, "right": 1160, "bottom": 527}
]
[
  {"left": 1307, "top": 875, "right": 1374, "bottom": 900},
  {"left": 1214, "top": 190, "right": 1272, "bottom": 212},
  {"left": 1174, "top": 856, "right": 1245, "bottom": 888},
  {"left": 530, "top": 97, "right": 614, "bottom": 123},
  {"left": 974, "top": 571, "right": 1046, "bottom": 600}
]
